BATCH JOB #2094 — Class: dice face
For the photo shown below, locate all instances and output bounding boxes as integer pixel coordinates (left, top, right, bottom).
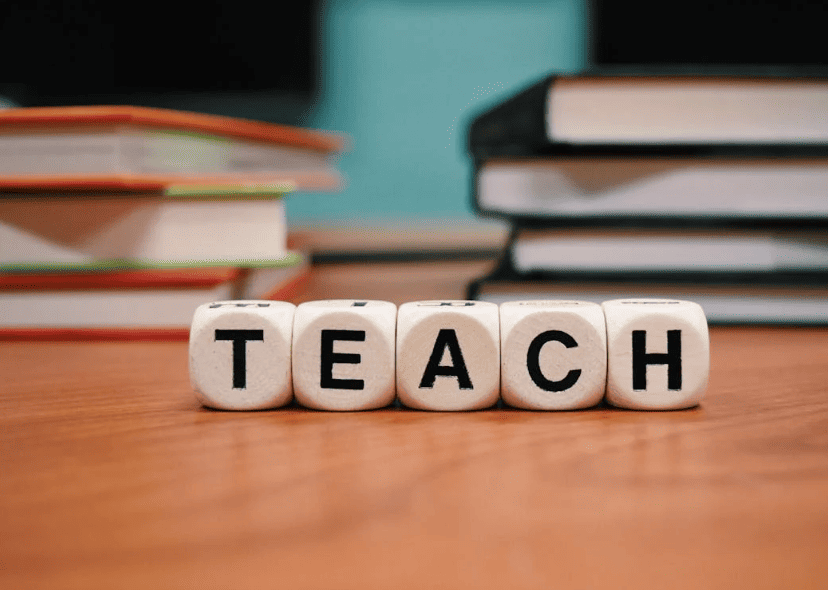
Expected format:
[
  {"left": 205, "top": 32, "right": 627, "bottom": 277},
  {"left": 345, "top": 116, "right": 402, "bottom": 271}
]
[
  {"left": 292, "top": 300, "right": 397, "bottom": 411},
  {"left": 189, "top": 300, "right": 295, "bottom": 410},
  {"left": 500, "top": 301, "right": 607, "bottom": 410},
  {"left": 602, "top": 299, "right": 709, "bottom": 410},
  {"left": 396, "top": 301, "right": 500, "bottom": 411}
]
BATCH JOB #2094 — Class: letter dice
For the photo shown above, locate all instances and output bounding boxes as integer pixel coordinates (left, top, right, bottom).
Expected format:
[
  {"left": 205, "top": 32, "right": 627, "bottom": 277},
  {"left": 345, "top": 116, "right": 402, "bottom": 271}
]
[
  {"left": 292, "top": 300, "right": 397, "bottom": 411},
  {"left": 189, "top": 300, "right": 295, "bottom": 410},
  {"left": 500, "top": 301, "right": 607, "bottom": 410},
  {"left": 396, "top": 301, "right": 500, "bottom": 411},
  {"left": 602, "top": 299, "right": 709, "bottom": 410}
]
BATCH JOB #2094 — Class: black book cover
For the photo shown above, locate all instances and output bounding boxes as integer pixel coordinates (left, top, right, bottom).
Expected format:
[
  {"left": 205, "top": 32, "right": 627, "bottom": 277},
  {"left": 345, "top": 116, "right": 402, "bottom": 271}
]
[{"left": 466, "top": 71, "right": 828, "bottom": 161}]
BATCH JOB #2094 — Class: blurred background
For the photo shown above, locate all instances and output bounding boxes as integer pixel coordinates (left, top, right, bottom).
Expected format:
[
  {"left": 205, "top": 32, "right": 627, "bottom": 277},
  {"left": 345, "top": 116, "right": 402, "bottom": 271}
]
[
  {"left": 0, "top": 0, "right": 588, "bottom": 224},
  {"left": 6, "top": 0, "right": 828, "bottom": 225},
  {"left": 3, "top": 0, "right": 828, "bottom": 229}
]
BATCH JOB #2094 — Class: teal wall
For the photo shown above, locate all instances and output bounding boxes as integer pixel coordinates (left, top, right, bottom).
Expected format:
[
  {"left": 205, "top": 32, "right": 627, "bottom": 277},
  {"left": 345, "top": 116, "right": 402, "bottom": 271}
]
[{"left": 288, "top": 0, "right": 588, "bottom": 224}]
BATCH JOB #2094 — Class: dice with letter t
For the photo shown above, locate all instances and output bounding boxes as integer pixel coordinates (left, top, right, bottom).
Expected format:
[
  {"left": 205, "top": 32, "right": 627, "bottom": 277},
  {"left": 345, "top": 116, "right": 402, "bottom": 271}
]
[
  {"left": 500, "top": 300, "right": 606, "bottom": 410},
  {"left": 292, "top": 300, "right": 397, "bottom": 411},
  {"left": 396, "top": 300, "right": 500, "bottom": 411},
  {"left": 189, "top": 300, "right": 295, "bottom": 410},
  {"left": 602, "top": 299, "right": 709, "bottom": 410}
]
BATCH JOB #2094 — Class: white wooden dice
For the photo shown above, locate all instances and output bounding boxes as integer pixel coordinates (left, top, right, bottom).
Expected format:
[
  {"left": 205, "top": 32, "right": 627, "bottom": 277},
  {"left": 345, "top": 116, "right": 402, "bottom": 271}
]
[
  {"left": 500, "top": 301, "right": 607, "bottom": 410},
  {"left": 292, "top": 300, "right": 397, "bottom": 411},
  {"left": 602, "top": 299, "right": 709, "bottom": 410},
  {"left": 396, "top": 301, "right": 500, "bottom": 411},
  {"left": 189, "top": 300, "right": 295, "bottom": 410},
  {"left": 189, "top": 297, "right": 711, "bottom": 412}
]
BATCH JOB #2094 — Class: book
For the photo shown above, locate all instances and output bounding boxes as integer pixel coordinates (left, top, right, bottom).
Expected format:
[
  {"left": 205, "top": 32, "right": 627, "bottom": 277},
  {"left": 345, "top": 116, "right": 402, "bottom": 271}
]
[
  {"left": 510, "top": 228, "right": 828, "bottom": 274},
  {"left": 474, "top": 157, "right": 828, "bottom": 224},
  {"left": 0, "top": 105, "right": 345, "bottom": 191},
  {"left": 0, "top": 192, "right": 293, "bottom": 270},
  {"left": 468, "top": 73, "right": 828, "bottom": 159},
  {"left": 0, "top": 251, "right": 309, "bottom": 339},
  {"left": 290, "top": 218, "right": 508, "bottom": 263},
  {"left": 465, "top": 72, "right": 828, "bottom": 326},
  {"left": 468, "top": 268, "right": 828, "bottom": 325}
]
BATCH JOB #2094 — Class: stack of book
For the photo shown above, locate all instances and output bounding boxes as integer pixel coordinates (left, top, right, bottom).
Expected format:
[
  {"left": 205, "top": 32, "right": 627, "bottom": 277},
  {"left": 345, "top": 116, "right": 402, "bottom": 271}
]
[
  {"left": 465, "top": 73, "right": 828, "bottom": 323},
  {"left": 0, "top": 106, "right": 345, "bottom": 338}
]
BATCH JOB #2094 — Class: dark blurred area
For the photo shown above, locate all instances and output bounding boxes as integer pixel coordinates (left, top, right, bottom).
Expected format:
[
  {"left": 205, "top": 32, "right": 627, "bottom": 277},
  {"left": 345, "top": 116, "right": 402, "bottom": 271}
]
[
  {"left": 591, "top": 0, "right": 828, "bottom": 71},
  {"left": 0, "top": 0, "right": 319, "bottom": 123}
]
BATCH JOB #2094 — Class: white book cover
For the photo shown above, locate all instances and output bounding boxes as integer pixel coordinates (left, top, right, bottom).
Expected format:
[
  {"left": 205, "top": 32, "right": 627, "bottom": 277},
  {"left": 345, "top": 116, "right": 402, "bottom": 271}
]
[
  {"left": 512, "top": 231, "right": 828, "bottom": 273},
  {"left": 0, "top": 129, "right": 338, "bottom": 179},
  {"left": 478, "top": 158, "right": 828, "bottom": 219},
  {"left": 0, "top": 106, "right": 346, "bottom": 191},
  {"left": 477, "top": 287, "right": 828, "bottom": 325},
  {"left": 0, "top": 195, "right": 289, "bottom": 270},
  {"left": 548, "top": 77, "right": 828, "bottom": 144}
]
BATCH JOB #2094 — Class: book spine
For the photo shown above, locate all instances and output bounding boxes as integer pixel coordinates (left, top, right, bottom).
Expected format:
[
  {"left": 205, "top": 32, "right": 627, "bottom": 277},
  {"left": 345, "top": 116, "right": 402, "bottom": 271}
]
[
  {"left": 465, "top": 225, "right": 521, "bottom": 300},
  {"left": 469, "top": 160, "right": 497, "bottom": 220},
  {"left": 467, "top": 75, "right": 556, "bottom": 160},
  {"left": 467, "top": 73, "right": 828, "bottom": 159}
]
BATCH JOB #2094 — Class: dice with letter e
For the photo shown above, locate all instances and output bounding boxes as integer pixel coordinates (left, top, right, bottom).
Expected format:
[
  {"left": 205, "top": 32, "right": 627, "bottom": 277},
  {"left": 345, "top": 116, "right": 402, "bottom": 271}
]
[
  {"left": 500, "top": 301, "right": 606, "bottom": 410},
  {"left": 396, "top": 300, "right": 500, "bottom": 411},
  {"left": 602, "top": 299, "right": 709, "bottom": 410},
  {"left": 189, "top": 300, "right": 295, "bottom": 410},
  {"left": 292, "top": 300, "right": 397, "bottom": 411}
]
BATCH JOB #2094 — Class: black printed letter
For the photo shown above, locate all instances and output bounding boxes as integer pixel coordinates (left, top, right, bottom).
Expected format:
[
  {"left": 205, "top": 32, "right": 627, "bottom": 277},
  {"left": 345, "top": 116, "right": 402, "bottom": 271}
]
[
  {"left": 526, "top": 330, "right": 582, "bottom": 392},
  {"left": 215, "top": 329, "right": 264, "bottom": 389},
  {"left": 632, "top": 330, "right": 682, "bottom": 390},
  {"left": 320, "top": 329, "right": 365, "bottom": 390},
  {"left": 419, "top": 329, "right": 473, "bottom": 389}
]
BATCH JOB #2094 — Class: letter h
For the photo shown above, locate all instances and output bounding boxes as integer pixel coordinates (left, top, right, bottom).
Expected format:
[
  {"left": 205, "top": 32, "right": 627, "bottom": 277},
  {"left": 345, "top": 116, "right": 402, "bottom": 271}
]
[{"left": 632, "top": 330, "right": 682, "bottom": 391}]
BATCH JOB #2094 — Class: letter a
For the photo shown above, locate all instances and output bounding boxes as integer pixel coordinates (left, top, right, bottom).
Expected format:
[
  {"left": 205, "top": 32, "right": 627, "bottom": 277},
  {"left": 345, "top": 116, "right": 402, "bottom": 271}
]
[{"left": 419, "top": 328, "right": 473, "bottom": 389}]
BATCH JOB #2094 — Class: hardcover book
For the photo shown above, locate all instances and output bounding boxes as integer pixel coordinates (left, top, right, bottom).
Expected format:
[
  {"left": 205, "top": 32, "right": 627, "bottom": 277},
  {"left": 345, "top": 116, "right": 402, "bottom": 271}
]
[
  {"left": 1, "top": 193, "right": 293, "bottom": 271},
  {"left": 468, "top": 73, "right": 828, "bottom": 160},
  {"left": 474, "top": 157, "right": 828, "bottom": 224},
  {"left": 0, "top": 105, "right": 346, "bottom": 191},
  {"left": 0, "top": 252, "right": 309, "bottom": 338}
]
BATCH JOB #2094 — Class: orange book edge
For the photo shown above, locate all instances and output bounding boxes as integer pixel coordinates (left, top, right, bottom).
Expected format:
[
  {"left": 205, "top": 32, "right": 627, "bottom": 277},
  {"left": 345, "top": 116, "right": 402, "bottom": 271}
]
[
  {"left": 0, "top": 267, "right": 240, "bottom": 291},
  {"left": 0, "top": 170, "right": 342, "bottom": 193},
  {"left": 0, "top": 105, "right": 345, "bottom": 153},
  {"left": 0, "top": 327, "right": 192, "bottom": 342}
]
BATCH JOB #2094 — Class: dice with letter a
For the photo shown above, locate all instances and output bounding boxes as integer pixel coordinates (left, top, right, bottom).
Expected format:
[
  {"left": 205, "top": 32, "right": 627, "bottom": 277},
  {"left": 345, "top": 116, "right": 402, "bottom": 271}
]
[
  {"left": 189, "top": 300, "right": 295, "bottom": 410},
  {"left": 292, "top": 300, "right": 397, "bottom": 411},
  {"left": 500, "top": 300, "right": 607, "bottom": 410},
  {"left": 396, "top": 300, "right": 500, "bottom": 411},
  {"left": 602, "top": 299, "right": 709, "bottom": 410}
]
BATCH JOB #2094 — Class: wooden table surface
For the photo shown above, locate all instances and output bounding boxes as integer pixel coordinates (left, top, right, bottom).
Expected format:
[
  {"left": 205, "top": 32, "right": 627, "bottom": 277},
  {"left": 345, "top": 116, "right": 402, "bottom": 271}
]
[{"left": 3, "top": 260, "right": 828, "bottom": 589}]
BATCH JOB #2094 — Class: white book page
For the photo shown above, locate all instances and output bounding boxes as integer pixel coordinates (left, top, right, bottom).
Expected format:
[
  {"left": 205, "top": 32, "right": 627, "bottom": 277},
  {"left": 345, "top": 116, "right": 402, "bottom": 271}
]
[
  {"left": 479, "top": 159, "right": 828, "bottom": 217},
  {"left": 548, "top": 79, "right": 828, "bottom": 144}
]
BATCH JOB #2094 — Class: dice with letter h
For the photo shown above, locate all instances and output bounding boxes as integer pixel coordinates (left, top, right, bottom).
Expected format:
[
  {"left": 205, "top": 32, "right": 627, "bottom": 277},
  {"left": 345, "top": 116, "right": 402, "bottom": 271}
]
[
  {"left": 189, "top": 298, "right": 709, "bottom": 412},
  {"left": 602, "top": 299, "right": 709, "bottom": 410}
]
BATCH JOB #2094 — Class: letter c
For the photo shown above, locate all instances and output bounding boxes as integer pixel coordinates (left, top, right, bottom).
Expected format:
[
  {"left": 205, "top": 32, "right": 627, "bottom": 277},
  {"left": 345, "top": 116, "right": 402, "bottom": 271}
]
[{"left": 526, "top": 330, "right": 582, "bottom": 392}]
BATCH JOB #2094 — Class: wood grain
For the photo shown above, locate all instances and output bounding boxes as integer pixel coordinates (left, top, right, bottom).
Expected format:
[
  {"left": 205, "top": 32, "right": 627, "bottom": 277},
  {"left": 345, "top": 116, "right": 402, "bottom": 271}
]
[{"left": 2, "top": 262, "right": 828, "bottom": 589}]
